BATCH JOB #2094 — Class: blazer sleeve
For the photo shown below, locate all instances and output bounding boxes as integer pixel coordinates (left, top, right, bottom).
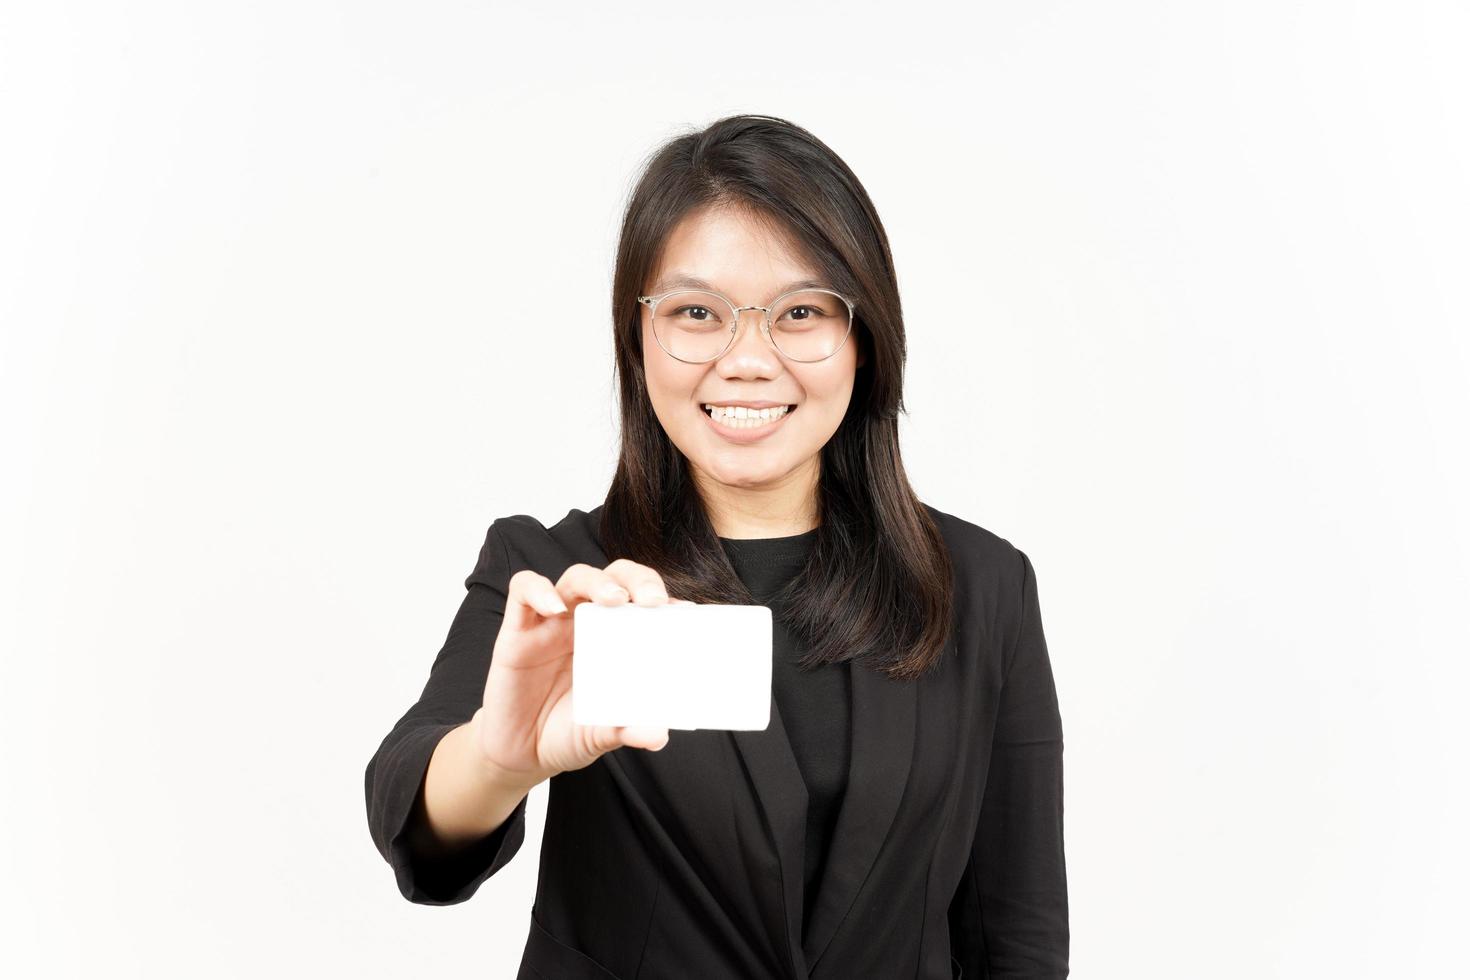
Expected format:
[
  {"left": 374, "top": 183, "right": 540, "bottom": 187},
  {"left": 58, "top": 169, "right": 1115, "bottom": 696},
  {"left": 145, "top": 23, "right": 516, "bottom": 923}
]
[
  {"left": 949, "top": 548, "right": 1070, "bottom": 977},
  {"left": 363, "top": 519, "right": 531, "bottom": 905}
]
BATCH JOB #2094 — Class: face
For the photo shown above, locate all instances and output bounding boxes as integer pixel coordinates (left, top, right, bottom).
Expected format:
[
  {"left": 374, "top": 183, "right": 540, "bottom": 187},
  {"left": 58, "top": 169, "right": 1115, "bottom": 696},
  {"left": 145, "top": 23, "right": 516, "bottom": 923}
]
[{"left": 640, "top": 205, "right": 865, "bottom": 497}]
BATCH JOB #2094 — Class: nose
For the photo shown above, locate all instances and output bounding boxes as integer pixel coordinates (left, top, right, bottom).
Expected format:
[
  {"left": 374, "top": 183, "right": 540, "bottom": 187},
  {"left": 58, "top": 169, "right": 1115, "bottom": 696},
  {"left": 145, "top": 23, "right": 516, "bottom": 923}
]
[{"left": 716, "top": 307, "right": 781, "bottom": 375}]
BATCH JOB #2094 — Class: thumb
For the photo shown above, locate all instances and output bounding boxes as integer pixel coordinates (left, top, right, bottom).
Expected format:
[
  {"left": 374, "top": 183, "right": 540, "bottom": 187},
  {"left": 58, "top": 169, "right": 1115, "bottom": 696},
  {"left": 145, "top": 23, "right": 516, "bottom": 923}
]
[{"left": 618, "top": 725, "right": 670, "bottom": 752}]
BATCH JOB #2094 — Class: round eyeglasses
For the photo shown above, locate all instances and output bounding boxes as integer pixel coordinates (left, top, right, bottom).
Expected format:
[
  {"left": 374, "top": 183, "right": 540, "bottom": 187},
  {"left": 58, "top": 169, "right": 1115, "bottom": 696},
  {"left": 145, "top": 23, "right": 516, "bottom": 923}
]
[{"left": 637, "top": 287, "right": 857, "bottom": 364}]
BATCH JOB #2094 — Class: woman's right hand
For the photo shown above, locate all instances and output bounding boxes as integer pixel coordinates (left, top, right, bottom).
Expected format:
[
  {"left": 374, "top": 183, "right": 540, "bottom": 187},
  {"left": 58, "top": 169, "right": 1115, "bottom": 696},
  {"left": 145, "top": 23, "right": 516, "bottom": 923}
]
[{"left": 470, "top": 559, "right": 685, "bottom": 791}]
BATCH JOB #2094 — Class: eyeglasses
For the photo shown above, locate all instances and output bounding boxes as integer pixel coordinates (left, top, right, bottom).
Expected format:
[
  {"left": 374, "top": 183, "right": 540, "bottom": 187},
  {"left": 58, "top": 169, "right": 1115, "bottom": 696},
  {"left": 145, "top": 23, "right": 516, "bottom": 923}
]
[{"left": 637, "top": 286, "right": 857, "bottom": 364}]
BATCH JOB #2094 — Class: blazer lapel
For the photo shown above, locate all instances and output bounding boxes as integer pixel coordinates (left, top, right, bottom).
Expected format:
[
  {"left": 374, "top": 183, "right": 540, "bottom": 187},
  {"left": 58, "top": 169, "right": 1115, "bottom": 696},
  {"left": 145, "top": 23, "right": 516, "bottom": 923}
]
[
  {"left": 730, "top": 695, "right": 811, "bottom": 978},
  {"left": 731, "top": 660, "right": 918, "bottom": 977},
  {"left": 801, "top": 661, "right": 917, "bottom": 971}
]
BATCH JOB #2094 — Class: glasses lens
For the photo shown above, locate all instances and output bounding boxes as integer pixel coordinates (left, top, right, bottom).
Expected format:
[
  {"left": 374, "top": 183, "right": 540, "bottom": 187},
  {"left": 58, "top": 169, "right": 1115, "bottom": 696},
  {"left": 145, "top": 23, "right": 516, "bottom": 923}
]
[
  {"left": 650, "top": 288, "right": 853, "bottom": 362},
  {"left": 769, "top": 290, "right": 852, "bottom": 361},
  {"left": 652, "top": 291, "right": 734, "bottom": 361}
]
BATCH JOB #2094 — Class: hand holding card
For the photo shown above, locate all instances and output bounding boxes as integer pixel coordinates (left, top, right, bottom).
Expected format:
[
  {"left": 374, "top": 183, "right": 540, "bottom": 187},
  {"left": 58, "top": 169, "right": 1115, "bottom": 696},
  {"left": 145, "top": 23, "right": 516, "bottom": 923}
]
[{"left": 471, "top": 554, "right": 686, "bottom": 790}]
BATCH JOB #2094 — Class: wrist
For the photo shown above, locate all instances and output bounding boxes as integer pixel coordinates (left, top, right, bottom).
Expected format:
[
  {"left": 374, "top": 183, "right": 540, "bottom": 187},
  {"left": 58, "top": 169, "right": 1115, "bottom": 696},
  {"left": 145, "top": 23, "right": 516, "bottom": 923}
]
[{"left": 466, "top": 707, "right": 543, "bottom": 795}]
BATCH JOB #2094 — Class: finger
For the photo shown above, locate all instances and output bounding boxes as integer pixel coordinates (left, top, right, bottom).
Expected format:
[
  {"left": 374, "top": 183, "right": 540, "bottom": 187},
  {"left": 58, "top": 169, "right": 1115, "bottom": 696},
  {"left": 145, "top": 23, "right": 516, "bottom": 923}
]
[
  {"left": 577, "top": 724, "right": 670, "bottom": 756},
  {"left": 555, "top": 563, "right": 630, "bottom": 607},
  {"left": 575, "top": 724, "right": 622, "bottom": 758},
  {"left": 602, "top": 558, "right": 670, "bottom": 606},
  {"left": 504, "top": 569, "right": 570, "bottom": 632},
  {"left": 666, "top": 597, "right": 694, "bottom": 605},
  {"left": 618, "top": 725, "right": 670, "bottom": 751}
]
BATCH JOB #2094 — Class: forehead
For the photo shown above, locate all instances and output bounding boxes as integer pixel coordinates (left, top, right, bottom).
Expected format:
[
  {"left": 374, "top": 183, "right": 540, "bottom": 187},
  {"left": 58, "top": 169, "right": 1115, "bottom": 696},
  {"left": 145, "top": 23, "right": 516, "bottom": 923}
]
[{"left": 649, "top": 206, "right": 823, "bottom": 298}]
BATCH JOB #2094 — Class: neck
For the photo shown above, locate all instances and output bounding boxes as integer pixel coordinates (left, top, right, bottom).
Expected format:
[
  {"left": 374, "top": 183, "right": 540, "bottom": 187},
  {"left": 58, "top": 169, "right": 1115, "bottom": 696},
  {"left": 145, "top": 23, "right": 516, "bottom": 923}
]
[{"left": 692, "top": 455, "right": 821, "bottom": 539}]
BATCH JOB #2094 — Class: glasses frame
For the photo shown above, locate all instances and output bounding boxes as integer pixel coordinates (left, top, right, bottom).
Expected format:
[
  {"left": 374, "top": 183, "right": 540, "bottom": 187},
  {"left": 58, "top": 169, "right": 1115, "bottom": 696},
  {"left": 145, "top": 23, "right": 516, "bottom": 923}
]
[{"left": 637, "top": 286, "right": 858, "bottom": 364}]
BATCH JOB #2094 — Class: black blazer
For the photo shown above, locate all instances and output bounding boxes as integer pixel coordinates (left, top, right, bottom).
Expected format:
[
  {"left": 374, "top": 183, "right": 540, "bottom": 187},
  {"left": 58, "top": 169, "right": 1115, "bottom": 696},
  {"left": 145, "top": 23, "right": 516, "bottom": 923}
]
[{"left": 364, "top": 503, "right": 1069, "bottom": 979}]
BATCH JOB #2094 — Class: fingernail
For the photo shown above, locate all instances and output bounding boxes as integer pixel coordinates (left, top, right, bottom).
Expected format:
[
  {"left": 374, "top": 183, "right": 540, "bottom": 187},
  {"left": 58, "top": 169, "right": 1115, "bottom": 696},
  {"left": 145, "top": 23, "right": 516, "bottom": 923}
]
[
  {"left": 635, "top": 584, "right": 667, "bottom": 604},
  {"left": 543, "top": 594, "right": 569, "bottom": 615},
  {"left": 599, "top": 583, "right": 628, "bottom": 602}
]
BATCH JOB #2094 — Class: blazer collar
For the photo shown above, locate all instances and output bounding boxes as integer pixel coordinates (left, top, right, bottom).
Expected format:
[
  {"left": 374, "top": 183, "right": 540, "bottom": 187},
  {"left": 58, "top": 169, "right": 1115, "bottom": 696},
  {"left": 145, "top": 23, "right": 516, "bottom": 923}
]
[{"left": 732, "top": 657, "right": 917, "bottom": 976}]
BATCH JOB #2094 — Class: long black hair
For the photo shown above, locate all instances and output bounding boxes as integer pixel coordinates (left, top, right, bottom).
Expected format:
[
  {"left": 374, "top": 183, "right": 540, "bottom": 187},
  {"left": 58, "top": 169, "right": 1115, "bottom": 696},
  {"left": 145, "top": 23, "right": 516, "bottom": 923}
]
[{"left": 600, "top": 114, "right": 953, "bottom": 681}]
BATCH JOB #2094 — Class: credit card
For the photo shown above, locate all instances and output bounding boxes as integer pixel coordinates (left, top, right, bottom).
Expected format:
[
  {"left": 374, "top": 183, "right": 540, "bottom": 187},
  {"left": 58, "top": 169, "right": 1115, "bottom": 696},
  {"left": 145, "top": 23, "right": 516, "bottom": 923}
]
[{"left": 572, "top": 602, "right": 772, "bottom": 731}]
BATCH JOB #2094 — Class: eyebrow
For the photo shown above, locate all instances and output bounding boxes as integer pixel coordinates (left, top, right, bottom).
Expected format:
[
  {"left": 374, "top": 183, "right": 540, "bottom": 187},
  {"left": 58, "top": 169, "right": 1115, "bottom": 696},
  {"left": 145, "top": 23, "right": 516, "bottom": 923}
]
[{"left": 648, "top": 273, "right": 833, "bottom": 296}]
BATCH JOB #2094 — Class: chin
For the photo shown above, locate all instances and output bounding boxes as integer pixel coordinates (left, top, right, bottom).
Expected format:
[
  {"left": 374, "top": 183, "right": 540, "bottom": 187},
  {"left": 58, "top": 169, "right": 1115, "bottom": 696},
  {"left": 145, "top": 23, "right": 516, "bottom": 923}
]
[{"left": 701, "top": 456, "right": 790, "bottom": 487}]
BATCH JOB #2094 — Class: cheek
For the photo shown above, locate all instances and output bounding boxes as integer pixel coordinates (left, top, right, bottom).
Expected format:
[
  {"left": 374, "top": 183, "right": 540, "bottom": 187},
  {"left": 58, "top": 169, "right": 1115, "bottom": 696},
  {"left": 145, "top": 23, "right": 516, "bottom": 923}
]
[
  {"left": 642, "top": 336, "right": 702, "bottom": 418},
  {"left": 641, "top": 324, "right": 675, "bottom": 396},
  {"left": 795, "top": 361, "right": 857, "bottom": 417}
]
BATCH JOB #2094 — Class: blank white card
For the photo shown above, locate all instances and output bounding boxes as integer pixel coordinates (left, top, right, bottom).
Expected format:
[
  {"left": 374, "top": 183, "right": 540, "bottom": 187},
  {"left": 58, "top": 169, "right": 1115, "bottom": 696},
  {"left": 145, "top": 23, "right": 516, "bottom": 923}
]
[{"left": 571, "top": 602, "right": 772, "bottom": 731}]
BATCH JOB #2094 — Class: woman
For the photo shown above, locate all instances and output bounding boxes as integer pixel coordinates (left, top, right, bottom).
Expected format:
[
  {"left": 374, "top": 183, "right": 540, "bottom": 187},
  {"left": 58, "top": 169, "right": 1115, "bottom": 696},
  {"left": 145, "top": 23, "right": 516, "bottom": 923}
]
[{"left": 364, "top": 114, "right": 1069, "bottom": 979}]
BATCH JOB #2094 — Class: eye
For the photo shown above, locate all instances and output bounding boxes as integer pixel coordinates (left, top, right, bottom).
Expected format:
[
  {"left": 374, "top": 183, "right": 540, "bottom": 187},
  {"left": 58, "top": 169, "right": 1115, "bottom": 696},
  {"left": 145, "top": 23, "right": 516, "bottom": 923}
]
[
  {"left": 780, "top": 304, "right": 833, "bottom": 324},
  {"left": 675, "top": 305, "right": 716, "bottom": 321}
]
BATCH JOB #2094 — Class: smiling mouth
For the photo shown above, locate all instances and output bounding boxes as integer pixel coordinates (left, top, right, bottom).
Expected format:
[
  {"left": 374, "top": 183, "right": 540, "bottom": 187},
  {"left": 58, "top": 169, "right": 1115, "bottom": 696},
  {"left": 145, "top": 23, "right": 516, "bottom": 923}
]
[{"left": 700, "top": 403, "right": 797, "bottom": 430}]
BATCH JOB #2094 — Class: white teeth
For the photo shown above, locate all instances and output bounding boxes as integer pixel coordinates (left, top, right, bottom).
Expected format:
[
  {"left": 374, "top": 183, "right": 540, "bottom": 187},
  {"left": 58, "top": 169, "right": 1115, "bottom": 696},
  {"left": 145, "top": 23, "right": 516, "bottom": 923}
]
[{"left": 702, "top": 404, "right": 791, "bottom": 429}]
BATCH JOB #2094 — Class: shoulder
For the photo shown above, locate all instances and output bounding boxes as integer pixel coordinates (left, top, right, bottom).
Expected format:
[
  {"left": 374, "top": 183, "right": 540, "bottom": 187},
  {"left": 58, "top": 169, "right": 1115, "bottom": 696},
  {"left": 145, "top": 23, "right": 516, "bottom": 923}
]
[
  {"left": 467, "top": 505, "right": 607, "bottom": 587},
  {"left": 919, "top": 500, "right": 1034, "bottom": 612},
  {"left": 921, "top": 502, "right": 1027, "bottom": 574}
]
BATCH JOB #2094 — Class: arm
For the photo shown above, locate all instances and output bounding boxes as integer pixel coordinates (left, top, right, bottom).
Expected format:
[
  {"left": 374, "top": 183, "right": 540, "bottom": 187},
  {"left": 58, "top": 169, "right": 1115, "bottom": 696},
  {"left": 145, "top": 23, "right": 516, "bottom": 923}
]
[
  {"left": 950, "top": 549, "right": 1070, "bottom": 977},
  {"left": 363, "top": 520, "right": 532, "bottom": 905},
  {"left": 408, "top": 709, "right": 536, "bottom": 856}
]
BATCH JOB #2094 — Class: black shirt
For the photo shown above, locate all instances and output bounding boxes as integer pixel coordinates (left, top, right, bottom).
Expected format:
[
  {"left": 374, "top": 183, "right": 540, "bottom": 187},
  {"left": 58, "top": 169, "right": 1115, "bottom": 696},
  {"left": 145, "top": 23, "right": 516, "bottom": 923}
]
[{"left": 719, "top": 528, "right": 851, "bottom": 937}]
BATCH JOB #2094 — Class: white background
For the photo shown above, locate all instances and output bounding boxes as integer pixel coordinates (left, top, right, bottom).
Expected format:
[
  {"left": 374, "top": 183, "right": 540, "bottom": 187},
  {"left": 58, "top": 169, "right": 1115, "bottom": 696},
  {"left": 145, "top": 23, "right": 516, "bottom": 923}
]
[{"left": 2, "top": 1, "right": 1466, "bottom": 977}]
